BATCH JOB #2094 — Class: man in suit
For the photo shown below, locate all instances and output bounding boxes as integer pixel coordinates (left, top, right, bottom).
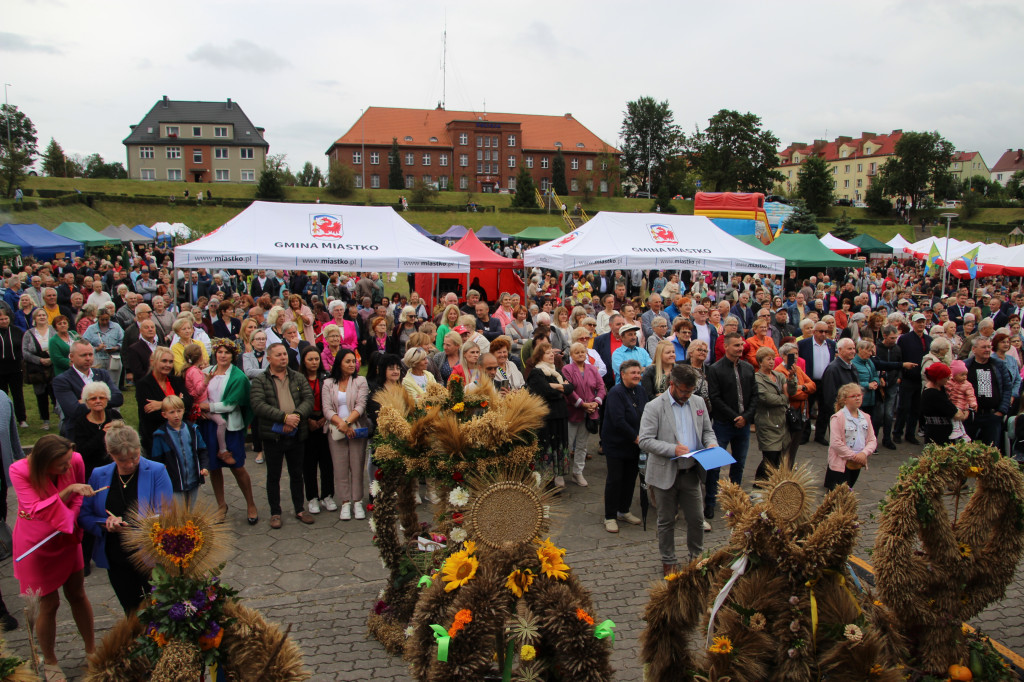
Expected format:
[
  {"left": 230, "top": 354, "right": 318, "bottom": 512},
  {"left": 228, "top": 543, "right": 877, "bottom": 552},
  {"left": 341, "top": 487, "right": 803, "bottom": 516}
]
[
  {"left": 206, "top": 273, "right": 232, "bottom": 299},
  {"left": 639, "top": 364, "right": 718, "bottom": 575},
  {"left": 947, "top": 291, "right": 969, "bottom": 331},
  {"left": 797, "top": 321, "right": 837, "bottom": 445},
  {"left": 820, "top": 338, "right": 859, "bottom": 419},
  {"left": 53, "top": 339, "right": 124, "bottom": 438},
  {"left": 179, "top": 271, "right": 206, "bottom": 305},
  {"left": 894, "top": 313, "right": 932, "bottom": 445},
  {"left": 249, "top": 269, "right": 279, "bottom": 300},
  {"left": 706, "top": 333, "right": 757, "bottom": 518},
  {"left": 986, "top": 294, "right": 1009, "bottom": 328},
  {"left": 593, "top": 313, "right": 625, "bottom": 391},
  {"left": 125, "top": 319, "right": 160, "bottom": 385},
  {"left": 56, "top": 272, "right": 77, "bottom": 306}
]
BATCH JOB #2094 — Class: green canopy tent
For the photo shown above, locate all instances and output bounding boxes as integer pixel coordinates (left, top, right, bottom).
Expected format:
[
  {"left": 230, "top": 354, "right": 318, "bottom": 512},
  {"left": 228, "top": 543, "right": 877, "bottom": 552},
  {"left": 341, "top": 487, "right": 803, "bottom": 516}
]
[
  {"left": 738, "top": 234, "right": 859, "bottom": 269},
  {"left": 847, "top": 233, "right": 894, "bottom": 256},
  {"left": 0, "top": 240, "right": 20, "bottom": 259},
  {"left": 512, "top": 226, "right": 566, "bottom": 242},
  {"left": 53, "top": 222, "right": 120, "bottom": 249}
]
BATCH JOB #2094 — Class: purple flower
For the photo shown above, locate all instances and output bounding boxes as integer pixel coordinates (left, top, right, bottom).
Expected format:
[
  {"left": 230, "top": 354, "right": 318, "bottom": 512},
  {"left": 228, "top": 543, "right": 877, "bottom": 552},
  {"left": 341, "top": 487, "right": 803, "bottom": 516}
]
[
  {"left": 168, "top": 603, "right": 187, "bottom": 621},
  {"left": 372, "top": 600, "right": 390, "bottom": 615},
  {"left": 192, "top": 590, "right": 208, "bottom": 608}
]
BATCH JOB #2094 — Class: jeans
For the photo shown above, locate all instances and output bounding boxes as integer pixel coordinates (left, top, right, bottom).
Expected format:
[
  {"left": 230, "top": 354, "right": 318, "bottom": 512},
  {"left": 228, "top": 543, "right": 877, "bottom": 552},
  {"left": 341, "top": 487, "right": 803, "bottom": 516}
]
[
  {"left": 654, "top": 467, "right": 704, "bottom": 565},
  {"left": 880, "top": 383, "right": 899, "bottom": 443},
  {"left": 604, "top": 455, "right": 639, "bottom": 520},
  {"left": 706, "top": 420, "right": 750, "bottom": 511},
  {"left": 895, "top": 379, "right": 923, "bottom": 439},
  {"left": 265, "top": 438, "right": 306, "bottom": 516}
]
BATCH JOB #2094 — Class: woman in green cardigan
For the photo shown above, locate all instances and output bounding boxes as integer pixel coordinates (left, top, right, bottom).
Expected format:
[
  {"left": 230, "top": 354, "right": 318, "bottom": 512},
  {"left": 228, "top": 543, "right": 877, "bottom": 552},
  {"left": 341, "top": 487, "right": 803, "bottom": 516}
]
[{"left": 48, "top": 315, "right": 79, "bottom": 375}]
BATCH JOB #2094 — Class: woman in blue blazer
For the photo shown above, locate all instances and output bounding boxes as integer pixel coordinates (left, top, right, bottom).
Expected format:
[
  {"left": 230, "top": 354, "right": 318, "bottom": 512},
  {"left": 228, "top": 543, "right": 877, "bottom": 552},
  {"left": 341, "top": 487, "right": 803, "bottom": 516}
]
[{"left": 79, "top": 421, "right": 174, "bottom": 613}]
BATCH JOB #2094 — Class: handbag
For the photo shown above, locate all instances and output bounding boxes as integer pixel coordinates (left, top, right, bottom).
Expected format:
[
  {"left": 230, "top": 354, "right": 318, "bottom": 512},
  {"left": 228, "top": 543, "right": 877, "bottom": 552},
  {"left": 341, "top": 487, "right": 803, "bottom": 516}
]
[
  {"left": 23, "top": 334, "right": 53, "bottom": 385},
  {"left": 585, "top": 417, "right": 599, "bottom": 434},
  {"left": 0, "top": 522, "right": 11, "bottom": 561},
  {"left": 785, "top": 406, "right": 804, "bottom": 431}
]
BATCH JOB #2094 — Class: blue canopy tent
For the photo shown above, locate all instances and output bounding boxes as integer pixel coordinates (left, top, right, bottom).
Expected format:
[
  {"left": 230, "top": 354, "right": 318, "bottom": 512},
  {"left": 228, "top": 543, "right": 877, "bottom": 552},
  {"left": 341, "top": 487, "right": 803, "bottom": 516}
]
[
  {"left": 0, "top": 223, "right": 84, "bottom": 259},
  {"left": 476, "top": 225, "right": 509, "bottom": 241},
  {"left": 409, "top": 223, "right": 434, "bottom": 239},
  {"left": 439, "top": 225, "right": 469, "bottom": 241},
  {"left": 133, "top": 224, "right": 172, "bottom": 243}
]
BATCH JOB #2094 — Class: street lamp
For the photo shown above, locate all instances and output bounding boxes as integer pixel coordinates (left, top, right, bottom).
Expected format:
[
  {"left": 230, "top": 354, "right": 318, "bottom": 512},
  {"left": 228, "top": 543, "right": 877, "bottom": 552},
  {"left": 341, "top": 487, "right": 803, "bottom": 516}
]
[
  {"left": 3, "top": 84, "right": 11, "bottom": 152},
  {"left": 939, "top": 212, "right": 958, "bottom": 294}
]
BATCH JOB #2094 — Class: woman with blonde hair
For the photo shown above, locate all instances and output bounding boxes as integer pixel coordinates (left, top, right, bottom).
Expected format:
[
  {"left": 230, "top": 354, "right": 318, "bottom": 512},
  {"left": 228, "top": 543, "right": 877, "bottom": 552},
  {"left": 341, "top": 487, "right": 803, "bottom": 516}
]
[
  {"left": 435, "top": 303, "right": 462, "bottom": 351},
  {"left": 402, "top": 346, "right": 437, "bottom": 398},
  {"left": 237, "top": 317, "right": 259, "bottom": 354},
  {"left": 448, "top": 339, "right": 482, "bottom": 386},
  {"left": 825, "top": 383, "right": 875, "bottom": 491},
  {"left": 641, "top": 339, "right": 676, "bottom": 398},
  {"left": 282, "top": 293, "right": 315, "bottom": 343},
  {"left": 170, "top": 316, "right": 208, "bottom": 374},
  {"left": 562, "top": 340, "right": 605, "bottom": 487},
  {"left": 742, "top": 317, "right": 778, "bottom": 368}
]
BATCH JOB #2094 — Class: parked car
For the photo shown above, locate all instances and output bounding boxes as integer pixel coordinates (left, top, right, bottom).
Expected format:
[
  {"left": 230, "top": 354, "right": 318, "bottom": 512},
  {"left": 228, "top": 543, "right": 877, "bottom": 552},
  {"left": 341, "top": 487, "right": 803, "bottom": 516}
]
[
  {"left": 854, "top": 201, "right": 867, "bottom": 208},
  {"left": 835, "top": 198, "right": 853, "bottom": 207},
  {"left": 634, "top": 191, "right": 651, "bottom": 199},
  {"left": 764, "top": 194, "right": 791, "bottom": 204}
]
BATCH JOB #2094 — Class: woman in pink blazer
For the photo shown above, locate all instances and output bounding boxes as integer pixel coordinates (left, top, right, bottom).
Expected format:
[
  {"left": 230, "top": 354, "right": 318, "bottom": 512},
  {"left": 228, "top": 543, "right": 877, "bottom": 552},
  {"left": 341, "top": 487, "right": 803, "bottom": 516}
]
[
  {"left": 322, "top": 349, "right": 370, "bottom": 522},
  {"left": 282, "top": 294, "right": 317, "bottom": 343},
  {"left": 561, "top": 342, "right": 606, "bottom": 487},
  {"left": 11, "top": 435, "right": 97, "bottom": 679}
]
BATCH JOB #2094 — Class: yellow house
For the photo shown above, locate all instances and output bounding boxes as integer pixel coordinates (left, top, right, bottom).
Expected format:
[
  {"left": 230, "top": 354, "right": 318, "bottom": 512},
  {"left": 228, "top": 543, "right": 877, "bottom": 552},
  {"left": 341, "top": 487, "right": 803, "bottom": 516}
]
[
  {"left": 775, "top": 130, "right": 904, "bottom": 203},
  {"left": 948, "top": 151, "right": 989, "bottom": 184}
]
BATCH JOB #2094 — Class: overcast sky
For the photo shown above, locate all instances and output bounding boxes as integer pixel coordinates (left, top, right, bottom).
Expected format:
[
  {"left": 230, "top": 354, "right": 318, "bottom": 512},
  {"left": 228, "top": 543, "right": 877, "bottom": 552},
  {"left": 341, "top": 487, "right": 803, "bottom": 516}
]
[{"left": 5, "top": 0, "right": 1023, "bottom": 174}]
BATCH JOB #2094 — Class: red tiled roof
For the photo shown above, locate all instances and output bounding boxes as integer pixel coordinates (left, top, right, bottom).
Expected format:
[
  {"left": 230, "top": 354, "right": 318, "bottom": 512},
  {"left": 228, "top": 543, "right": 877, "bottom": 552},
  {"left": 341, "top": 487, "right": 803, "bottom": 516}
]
[
  {"left": 777, "top": 130, "right": 903, "bottom": 166},
  {"left": 329, "top": 106, "right": 618, "bottom": 154},
  {"left": 953, "top": 151, "right": 978, "bottom": 162},
  {"left": 991, "top": 149, "right": 1024, "bottom": 173}
]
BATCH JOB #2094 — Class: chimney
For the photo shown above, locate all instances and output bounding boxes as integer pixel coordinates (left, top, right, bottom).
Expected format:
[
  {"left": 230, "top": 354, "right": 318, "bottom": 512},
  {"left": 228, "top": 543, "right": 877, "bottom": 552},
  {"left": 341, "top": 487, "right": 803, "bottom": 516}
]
[
  {"left": 837, "top": 136, "right": 852, "bottom": 145},
  {"left": 861, "top": 132, "right": 876, "bottom": 139},
  {"left": 162, "top": 95, "right": 169, "bottom": 107},
  {"left": 226, "top": 98, "right": 233, "bottom": 110},
  {"left": 565, "top": 113, "right": 573, "bottom": 119}
]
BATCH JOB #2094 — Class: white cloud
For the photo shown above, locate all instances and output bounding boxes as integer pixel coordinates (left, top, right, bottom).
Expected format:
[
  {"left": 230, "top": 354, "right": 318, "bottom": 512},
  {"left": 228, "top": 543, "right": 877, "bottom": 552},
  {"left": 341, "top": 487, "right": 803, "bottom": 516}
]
[
  {"left": 187, "top": 40, "right": 290, "bottom": 72},
  {"left": 0, "top": 32, "right": 60, "bottom": 54}
]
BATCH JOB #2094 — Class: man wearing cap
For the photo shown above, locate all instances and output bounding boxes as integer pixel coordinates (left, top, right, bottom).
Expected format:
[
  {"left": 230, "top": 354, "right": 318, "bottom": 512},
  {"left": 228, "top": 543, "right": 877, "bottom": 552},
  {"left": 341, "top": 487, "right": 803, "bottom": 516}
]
[
  {"left": 611, "top": 323, "right": 651, "bottom": 383},
  {"left": 965, "top": 337, "right": 1013, "bottom": 447},
  {"left": 893, "top": 312, "right": 932, "bottom": 445},
  {"left": 797, "top": 321, "right": 837, "bottom": 445}
]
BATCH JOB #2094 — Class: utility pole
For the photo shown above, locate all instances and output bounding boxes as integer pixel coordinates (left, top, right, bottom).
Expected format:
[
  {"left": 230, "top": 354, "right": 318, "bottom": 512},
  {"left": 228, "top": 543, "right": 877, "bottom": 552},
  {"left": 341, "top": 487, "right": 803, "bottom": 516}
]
[
  {"left": 3, "top": 84, "right": 11, "bottom": 153},
  {"left": 360, "top": 108, "right": 365, "bottom": 193},
  {"left": 646, "top": 132, "right": 652, "bottom": 198}
]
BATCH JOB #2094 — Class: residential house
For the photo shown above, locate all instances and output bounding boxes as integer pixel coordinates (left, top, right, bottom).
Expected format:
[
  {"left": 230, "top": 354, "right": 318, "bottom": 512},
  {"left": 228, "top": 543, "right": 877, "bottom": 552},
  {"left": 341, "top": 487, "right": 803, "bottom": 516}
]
[
  {"left": 990, "top": 149, "right": 1024, "bottom": 186},
  {"left": 775, "top": 130, "right": 904, "bottom": 202}
]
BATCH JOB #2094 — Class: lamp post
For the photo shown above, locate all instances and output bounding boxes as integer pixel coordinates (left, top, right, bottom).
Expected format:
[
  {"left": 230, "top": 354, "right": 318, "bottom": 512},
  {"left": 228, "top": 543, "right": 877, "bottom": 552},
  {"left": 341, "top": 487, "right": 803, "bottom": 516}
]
[
  {"left": 360, "top": 108, "right": 366, "bottom": 195},
  {"left": 3, "top": 84, "right": 11, "bottom": 153},
  {"left": 939, "top": 212, "right": 958, "bottom": 294}
]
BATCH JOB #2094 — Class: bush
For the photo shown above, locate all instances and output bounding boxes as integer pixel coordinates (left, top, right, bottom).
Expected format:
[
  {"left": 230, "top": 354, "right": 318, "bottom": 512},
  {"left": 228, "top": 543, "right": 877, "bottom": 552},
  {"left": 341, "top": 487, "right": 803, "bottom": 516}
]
[{"left": 325, "top": 163, "right": 355, "bottom": 199}]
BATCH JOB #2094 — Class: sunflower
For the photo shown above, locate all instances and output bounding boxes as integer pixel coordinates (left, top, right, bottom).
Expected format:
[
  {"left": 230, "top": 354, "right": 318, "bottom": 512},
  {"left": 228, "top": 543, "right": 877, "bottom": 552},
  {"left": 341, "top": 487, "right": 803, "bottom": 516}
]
[
  {"left": 463, "top": 540, "right": 476, "bottom": 555},
  {"left": 708, "top": 635, "right": 733, "bottom": 655},
  {"left": 442, "top": 550, "right": 479, "bottom": 592},
  {"left": 538, "top": 551, "right": 570, "bottom": 580},
  {"left": 506, "top": 568, "right": 535, "bottom": 598},
  {"left": 959, "top": 543, "right": 972, "bottom": 558}
]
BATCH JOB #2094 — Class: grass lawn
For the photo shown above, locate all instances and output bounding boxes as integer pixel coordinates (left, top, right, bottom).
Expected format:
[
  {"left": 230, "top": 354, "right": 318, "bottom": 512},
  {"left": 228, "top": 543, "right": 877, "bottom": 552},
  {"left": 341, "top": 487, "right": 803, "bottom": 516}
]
[{"left": 17, "top": 384, "right": 140, "bottom": 448}]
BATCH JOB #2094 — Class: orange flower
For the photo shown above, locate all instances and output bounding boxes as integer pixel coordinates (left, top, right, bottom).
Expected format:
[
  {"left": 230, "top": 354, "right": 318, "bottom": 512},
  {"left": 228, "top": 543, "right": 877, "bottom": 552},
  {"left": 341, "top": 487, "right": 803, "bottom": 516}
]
[
  {"left": 448, "top": 608, "right": 473, "bottom": 637},
  {"left": 198, "top": 628, "right": 224, "bottom": 651},
  {"left": 576, "top": 608, "right": 594, "bottom": 625}
]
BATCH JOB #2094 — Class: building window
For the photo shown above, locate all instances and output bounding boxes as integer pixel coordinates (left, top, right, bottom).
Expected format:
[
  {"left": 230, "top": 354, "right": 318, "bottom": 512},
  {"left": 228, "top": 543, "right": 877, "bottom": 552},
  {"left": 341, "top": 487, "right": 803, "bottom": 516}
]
[
  {"left": 864, "top": 146, "right": 872, "bottom": 154},
  {"left": 193, "top": 149, "right": 202, "bottom": 163},
  {"left": 370, "top": 174, "right": 380, "bottom": 188},
  {"left": 508, "top": 156, "right": 516, "bottom": 168},
  {"left": 422, "top": 153, "right": 431, "bottom": 166},
  {"left": 540, "top": 178, "right": 549, "bottom": 190},
  {"left": 139, "top": 146, "right": 154, "bottom": 159},
  {"left": 576, "top": 142, "right": 585, "bottom": 149},
  {"left": 214, "top": 147, "right": 229, "bottom": 159},
  {"left": 168, "top": 169, "right": 182, "bottom": 181},
  {"left": 477, "top": 150, "right": 484, "bottom": 161},
  {"left": 600, "top": 180, "right": 608, "bottom": 193},
  {"left": 459, "top": 133, "right": 468, "bottom": 146},
  {"left": 353, "top": 151, "right": 362, "bottom": 164},
  {"left": 190, "top": 126, "right": 200, "bottom": 137},
  {"left": 460, "top": 154, "right": 468, "bottom": 167},
  {"left": 571, "top": 179, "right": 579, "bottom": 191},
  {"left": 507, "top": 134, "right": 516, "bottom": 147},
  {"left": 586, "top": 180, "right": 593, "bottom": 191},
  {"left": 370, "top": 152, "right": 379, "bottom": 165},
  {"left": 526, "top": 156, "right": 534, "bottom": 169},
  {"left": 857, "top": 163, "right": 863, "bottom": 172},
  {"left": 241, "top": 169, "right": 255, "bottom": 182},
  {"left": 845, "top": 164, "right": 850, "bottom": 173},
  {"left": 571, "top": 158, "right": 579, "bottom": 170},
  {"left": 484, "top": 136, "right": 491, "bottom": 148},
  {"left": 440, "top": 176, "right": 448, "bottom": 189},
  {"left": 140, "top": 169, "right": 155, "bottom": 180},
  {"left": 477, "top": 163, "right": 483, "bottom": 174},
  {"left": 404, "top": 136, "right": 413, "bottom": 142},
  {"left": 405, "top": 153, "right": 414, "bottom": 166},
  {"left": 240, "top": 148, "right": 254, "bottom": 159},
  {"left": 492, "top": 136, "right": 499, "bottom": 147},
  {"left": 215, "top": 169, "right": 230, "bottom": 181},
  {"left": 508, "top": 177, "right": 516, "bottom": 190},
  {"left": 423, "top": 175, "right": 432, "bottom": 185},
  {"left": 354, "top": 175, "right": 362, "bottom": 188},
  {"left": 429, "top": 136, "right": 438, "bottom": 143},
  {"left": 832, "top": 166, "right": 837, "bottom": 174},
  {"left": 167, "top": 147, "right": 181, "bottom": 159},
  {"left": 405, "top": 175, "right": 414, "bottom": 189},
  {"left": 541, "top": 157, "right": 549, "bottom": 169},
  {"left": 856, "top": 179, "right": 863, "bottom": 188},
  {"left": 997, "top": 173, "right": 1004, "bottom": 181},
  {"left": 832, "top": 180, "right": 837, "bottom": 188},
  {"left": 460, "top": 176, "right": 468, "bottom": 189},
  {"left": 586, "top": 159, "right": 594, "bottom": 171},
  {"left": 841, "top": 150, "right": 849, "bottom": 158},
  {"left": 166, "top": 126, "right": 179, "bottom": 137},
  {"left": 440, "top": 153, "right": 448, "bottom": 167},
  {"left": 844, "top": 180, "right": 850, "bottom": 188},
  {"left": 601, "top": 160, "right": 607, "bottom": 170},
  {"left": 214, "top": 127, "right": 228, "bottom": 137},
  {"left": 477, "top": 136, "right": 483, "bottom": 148}
]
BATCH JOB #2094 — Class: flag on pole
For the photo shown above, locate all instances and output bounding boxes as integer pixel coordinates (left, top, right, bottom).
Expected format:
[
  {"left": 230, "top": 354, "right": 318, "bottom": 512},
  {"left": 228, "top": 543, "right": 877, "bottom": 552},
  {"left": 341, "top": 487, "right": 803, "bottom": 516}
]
[
  {"left": 925, "top": 243, "right": 941, "bottom": 275},
  {"left": 962, "top": 245, "right": 981, "bottom": 280}
]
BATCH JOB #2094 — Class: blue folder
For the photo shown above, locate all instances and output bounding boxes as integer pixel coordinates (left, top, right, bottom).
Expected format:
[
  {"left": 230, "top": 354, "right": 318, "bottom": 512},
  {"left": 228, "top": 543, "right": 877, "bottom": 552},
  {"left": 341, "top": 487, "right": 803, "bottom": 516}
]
[{"left": 671, "top": 446, "right": 736, "bottom": 470}]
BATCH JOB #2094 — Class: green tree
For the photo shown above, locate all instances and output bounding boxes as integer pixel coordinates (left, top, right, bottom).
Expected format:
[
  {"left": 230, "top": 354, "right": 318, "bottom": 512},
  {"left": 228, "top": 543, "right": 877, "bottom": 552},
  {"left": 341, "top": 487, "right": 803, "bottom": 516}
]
[
  {"left": 864, "top": 178, "right": 891, "bottom": 216},
  {"left": 410, "top": 178, "right": 438, "bottom": 204},
  {"left": 1005, "top": 170, "right": 1024, "bottom": 202},
  {"left": 783, "top": 201, "right": 820, "bottom": 236},
  {"left": 296, "top": 162, "right": 319, "bottom": 187},
  {"left": 0, "top": 104, "right": 38, "bottom": 197},
  {"left": 311, "top": 166, "right": 323, "bottom": 188},
  {"left": 388, "top": 137, "right": 403, "bottom": 190},
  {"left": 552, "top": 149, "right": 567, "bottom": 195},
  {"left": 653, "top": 182, "right": 676, "bottom": 213},
  {"left": 683, "top": 109, "right": 784, "bottom": 192},
  {"left": 325, "top": 162, "right": 355, "bottom": 198},
  {"left": 84, "top": 154, "right": 127, "bottom": 179},
  {"left": 619, "top": 96, "right": 682, "bottom": 192},
  {"left": 832, "top": 211, "right": 856, "bottom": 241},
  {"left": 597, "top": 147, "right": 621, "bottom": 195},
  {"left": 796, "top": 155, "right": 834, "bottom": 216},
  {"left": 264, "top": 153, "right": 296, "bottom": 186},
  {"left": 511, "top": 167, "right": 537, "bottom": 207},
  {"left": 876, "top": 131, "right": 955, "bottom": 217},
  {"left": 255, "top": 166, "right": 285, "bottom": 201},
  {"left": 41, "top": 138, "right": 67, "bottom": 177}
]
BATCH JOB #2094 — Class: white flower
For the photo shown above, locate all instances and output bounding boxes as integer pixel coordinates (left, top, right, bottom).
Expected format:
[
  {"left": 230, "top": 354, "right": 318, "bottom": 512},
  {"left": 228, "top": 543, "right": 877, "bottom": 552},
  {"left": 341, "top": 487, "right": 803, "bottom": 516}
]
[
  {"left": 370, "top": 480, "right": 381, "bottom": 497},
  {"left": 405, "top": 626, "right": 415, "bottom": 638},
  {"left": 378, "top": 588, "right": 386, "bottom": 599},
  {"left": 183, "top": 601, "right": 197, "bottom": 616},
  {"left": 450, "top": 527, "right": 468, "bottom": 543},
  {"left": 532, "top": 472, "right": 542, "bottom": 486},
  {"left": 369, "top": 519, "right": 376, "bottom": 533},
  {"left": 449, "top": 487, "right": 470, "bottom": 507},
  {"left": 542, "top": 505, "right": 550, "bottom": 519},
  {"left": 759, "top": 511, "right": 769, "bottom": 521},
  {"left": 843, "top": 624, "right": 863, "bottom": 643}
]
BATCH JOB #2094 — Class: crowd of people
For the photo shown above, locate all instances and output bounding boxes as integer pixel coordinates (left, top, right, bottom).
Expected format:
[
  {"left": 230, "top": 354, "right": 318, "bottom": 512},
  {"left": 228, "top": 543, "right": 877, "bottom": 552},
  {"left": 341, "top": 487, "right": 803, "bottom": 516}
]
[{"left": 3, "top": 244, "right": 1024, "bottom": 677}]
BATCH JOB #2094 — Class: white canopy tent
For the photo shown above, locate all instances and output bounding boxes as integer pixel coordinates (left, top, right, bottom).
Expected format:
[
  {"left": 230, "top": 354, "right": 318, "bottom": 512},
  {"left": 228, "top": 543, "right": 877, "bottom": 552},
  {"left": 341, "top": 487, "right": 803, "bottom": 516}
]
[
  {"left": 818, "top": 232, "right": 860, "bottom": 255},
  {"left": 523, "top": 212, "right": 785, "bottom": 274},
  {"left": 174, "top": 201, "right": 470, "bottom": 272},
  {"left": 885, "top": 234, "right": 914, "bottom": 258}
]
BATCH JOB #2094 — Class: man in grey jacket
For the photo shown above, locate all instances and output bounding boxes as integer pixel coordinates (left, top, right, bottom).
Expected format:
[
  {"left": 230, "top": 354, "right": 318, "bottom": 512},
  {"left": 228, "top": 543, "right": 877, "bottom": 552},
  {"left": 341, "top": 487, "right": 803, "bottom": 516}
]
[{"left": 639, "top": 364, "right": 718, "bottom": 576}]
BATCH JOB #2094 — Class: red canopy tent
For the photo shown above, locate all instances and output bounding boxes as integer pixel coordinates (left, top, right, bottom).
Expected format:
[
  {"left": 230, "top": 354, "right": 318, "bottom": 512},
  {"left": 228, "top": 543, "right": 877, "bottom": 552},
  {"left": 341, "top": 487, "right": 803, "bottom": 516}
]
[{"left": 415, "top": 230, "right": 525, "bottom": 310}]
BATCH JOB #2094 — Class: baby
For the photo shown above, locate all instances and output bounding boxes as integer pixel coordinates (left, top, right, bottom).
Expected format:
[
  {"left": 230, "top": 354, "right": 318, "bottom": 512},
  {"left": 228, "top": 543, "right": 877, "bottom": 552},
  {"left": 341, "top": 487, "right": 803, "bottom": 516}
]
[
  {"left": 182, "top": 343, "right": 233, "bottom": 464},
  {"left": 945, "top": 360, "right": 977, "bottom": 441}
]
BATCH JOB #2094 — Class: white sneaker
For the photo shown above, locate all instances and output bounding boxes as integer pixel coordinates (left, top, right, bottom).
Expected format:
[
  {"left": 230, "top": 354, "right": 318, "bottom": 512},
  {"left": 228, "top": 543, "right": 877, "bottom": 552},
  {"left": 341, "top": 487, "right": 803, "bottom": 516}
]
[
  {"left": 339, "top": 502, "right": 352, "bottom": 521},
  {"left": 427, "top": 491, "right": 441, "bottom": 504},
  {"left": 41, "top": 421, "right": 49, "bottom": 431},
  {"left": 321, "top": 495, "right": 338, "bottom": 512},
  {"left": 572, "top": 473, "right": 588, "bottom": 487},
  {"left": 554, "top": 475, "right": 565, "bottom": 489},
  {"left": 618, "top": 512, "right": 642, "bottom": 525},
  {"left": 17, "top": 422, "right": 27, "bottom": 428},
  {"left": 353, "top": 501, "right": 365, "bottom": 520},
  {"left": 604, "top": 519, "right": 619, "bottom": 533},
  {"left": 307, "top": 499, "right": 321, "bottom": 514},
  {"left": 703, "top": 520, "right": 712, "bottom": 532}
]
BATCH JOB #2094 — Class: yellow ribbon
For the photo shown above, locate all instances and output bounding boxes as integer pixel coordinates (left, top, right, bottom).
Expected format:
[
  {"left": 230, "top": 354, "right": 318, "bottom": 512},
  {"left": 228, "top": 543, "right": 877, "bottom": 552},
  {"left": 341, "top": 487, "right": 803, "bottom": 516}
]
[{"left": 805, "top": 569, "right": 861, "bottom": 646}]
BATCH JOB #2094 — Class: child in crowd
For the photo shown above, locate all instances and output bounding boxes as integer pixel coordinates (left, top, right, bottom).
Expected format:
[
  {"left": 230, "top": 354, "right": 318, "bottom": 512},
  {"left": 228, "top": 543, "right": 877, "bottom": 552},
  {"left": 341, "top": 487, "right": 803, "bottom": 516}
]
[
  {"left": 182, "top": 342, "right": 232, "bottom": 464},
  {"left": 945, "top": 360, "right": 977, "bottom": 441},
  {"left": 149, "top": 395, "right": 209, "bottom": 507}
]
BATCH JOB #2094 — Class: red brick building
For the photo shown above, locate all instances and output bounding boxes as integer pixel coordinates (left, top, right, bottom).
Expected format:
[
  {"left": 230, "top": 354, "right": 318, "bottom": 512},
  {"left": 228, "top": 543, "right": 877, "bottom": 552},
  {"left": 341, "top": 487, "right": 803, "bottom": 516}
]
[{"left": 325, "top": 106, "right": 619, "bottom": 196}]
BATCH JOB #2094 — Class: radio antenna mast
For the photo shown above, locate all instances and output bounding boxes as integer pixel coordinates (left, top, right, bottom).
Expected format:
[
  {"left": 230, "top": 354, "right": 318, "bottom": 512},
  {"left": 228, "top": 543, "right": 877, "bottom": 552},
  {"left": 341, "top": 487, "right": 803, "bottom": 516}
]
[{"left": 441, "top": 15, "right": 447, "bottom": 109}]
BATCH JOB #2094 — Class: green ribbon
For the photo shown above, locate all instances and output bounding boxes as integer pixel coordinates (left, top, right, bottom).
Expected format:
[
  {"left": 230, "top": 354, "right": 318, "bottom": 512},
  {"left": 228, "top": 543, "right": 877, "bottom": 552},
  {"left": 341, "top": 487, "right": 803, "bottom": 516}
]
[
  {"left": 429, "top": 624, "right": 450, "bottom": 662},
  {"left": 594, "top": 619, "right": 616, "bottom": 643},
  {"left": 417, "top": 575, "right": 432, "bottom": 588}
]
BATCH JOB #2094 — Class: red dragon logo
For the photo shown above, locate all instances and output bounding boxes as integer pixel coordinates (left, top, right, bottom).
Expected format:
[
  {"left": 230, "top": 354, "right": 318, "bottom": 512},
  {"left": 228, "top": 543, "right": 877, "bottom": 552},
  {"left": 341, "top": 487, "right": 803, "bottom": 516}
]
[
  {"left": 310, "top": 214, "right": 343, "bottom": 239},
  {"left": 648, "top": 223, "right": 677, "bottom": 245},
  {"left": 551, "top": 230, "right": 580, "bottom": 248}
]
